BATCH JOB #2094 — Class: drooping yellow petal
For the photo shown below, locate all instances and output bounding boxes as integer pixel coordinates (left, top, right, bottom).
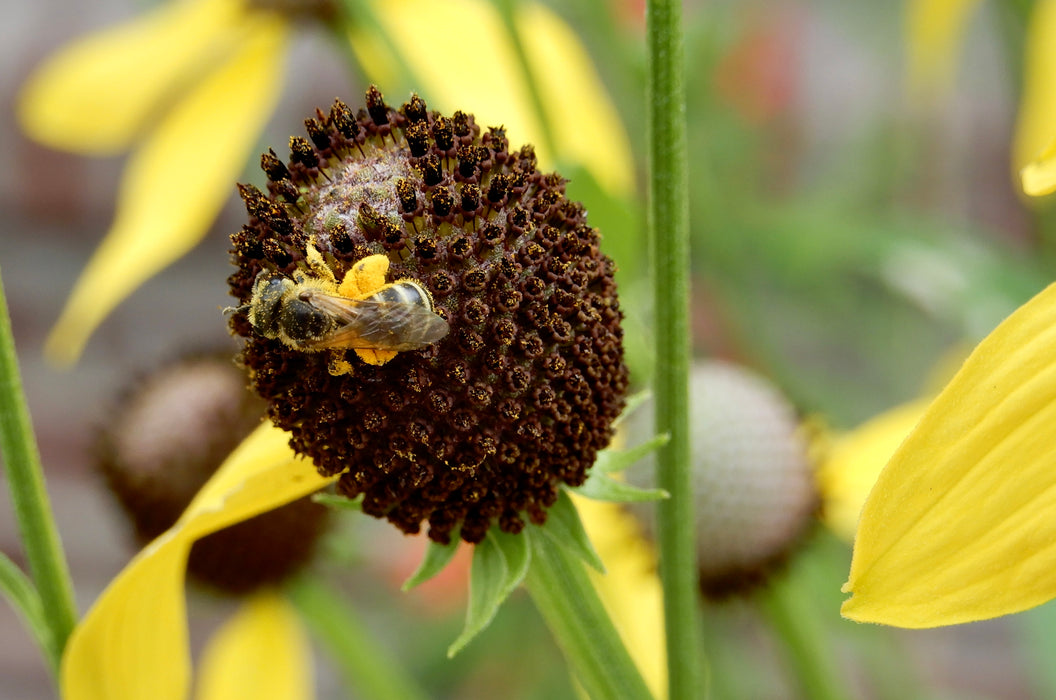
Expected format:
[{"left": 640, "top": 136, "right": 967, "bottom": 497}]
[
  {"left": 177, "top": 423, "right": 336, "bottom": 538},
  {"left": 355, "top": 0, "right": 633, "bottom": 195},
  {"left": 354, "top": 0, "right": 532, "bottom": 150},
  {"left": 1021, "top": 134, "right": 1056, "bottom": 196},
  {"left": 816, "top": 399, "right": 931, "bottom": 541},
  {"left": 577, "top": 497, "right": 667, "bottom": 699},
  {"left": 61, "top": 423, "right": 337, "bottom": 700},
  {"left": 196, "top": 592, "right": 312, "bottom": 700},
  {"left": 18, "top": 0, "right": 245, "bottom": 154},
  {"left": 62, "top": 532, "right": 192, "bottom": 700},
  {"left": 517, "top": 2, "right": 634, "bottom": 196},
  {"left": 1014, "top": 0, "right": 1056, "bottom": 175},
  {"left": 45, "top": 17, "right": 288, "bottom": 366},
  {"left": 843, "top": 282, "right": 1056, "bottom": 627},
  {"left": 904, "top": 0, "right": 984, "bottom": 97}
]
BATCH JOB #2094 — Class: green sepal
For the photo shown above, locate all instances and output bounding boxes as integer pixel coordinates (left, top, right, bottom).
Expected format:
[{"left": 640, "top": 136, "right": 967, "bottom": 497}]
[
  {"left": 312, "top": 492, "right": 364, "bottom": 511},
  {"left": 490, "top": 528, "right": 531, "bottom": 599},
  {"left": 612, "top": 389, "right": 652, "bottom": 428},
  {"left": 403, "top": 537, "right": 460, "bottom": 591},
  {"left": 447, "top": 527, "right": 532, "bottom": 658},
  {"left": 594, "top": 433, "right": 669, "bottom": 474},
  {"left": 538, "top": 489, "right": 606, "bottom": 574},
  {"left": 573, "top": 471, "right": 669, "bottom": 503}
]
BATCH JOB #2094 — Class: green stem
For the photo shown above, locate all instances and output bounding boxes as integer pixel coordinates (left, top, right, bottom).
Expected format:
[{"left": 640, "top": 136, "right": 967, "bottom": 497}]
[
  {"left": 0, "top": 267, "right": 77, "bottom": 663},
  {"left": 286, "top": 576, "right": 431, "bottom": 700},
  {"left": 493, "top": 0, "right": 558, "bottom": 158},
  {"left": 759, "top": 581, "right": 846, "bottom": 700},
  {"left": 524, "top": 535, "right": 655, "bottom": 700},
  {"left": 646, "top": 1, "right": 703, "bottom": 698},
  {"left": 0, "top": 551, "right": 57, "bottom": 673}
]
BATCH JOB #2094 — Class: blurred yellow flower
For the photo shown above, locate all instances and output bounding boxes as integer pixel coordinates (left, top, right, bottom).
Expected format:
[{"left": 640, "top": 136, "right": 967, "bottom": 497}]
[
  {"left": 1021, "top": 134, "right": 1056, "bottom": 195},
  {"left": 1015, "top": 0, "right": 1056, "bottom": 194},
  {"left": 815, "top": 400, "right": 930, "bottom": 542},
  {"left": 905, "top": 0, "right": 1056, "bottom": 195},
  {"left": 904, "top": 0, "right": 983, "bottom": 98},
  {"left": 578, "top": 497, "right": 667, "bottom": 700},
  {"left": 195, "top": 591, "right": 313, "bottom": 700},
  {"left": 20, "top": 0, "right": 632, "bottom": 366},
  {"left": 841, "top": 282, "right": 1056, "bottom": 627},
  {"left": 19, "top": 0, "right": 290, "bottom": 365},
  {"left": 350, "top": 0, "right": 634, "bottom": 197},
  {"left": 62, "top": 423, "right": 336, "bottom": 700}
]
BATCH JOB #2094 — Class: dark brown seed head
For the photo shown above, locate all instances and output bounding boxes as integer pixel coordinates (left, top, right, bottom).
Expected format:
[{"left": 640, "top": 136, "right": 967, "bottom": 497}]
[{"left": 228, "top": 87, "right": 629, "bottom": 544}]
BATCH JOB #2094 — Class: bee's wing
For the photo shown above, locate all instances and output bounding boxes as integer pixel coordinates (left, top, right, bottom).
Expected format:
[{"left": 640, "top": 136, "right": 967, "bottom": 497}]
[{"left": 303, "top": 292, "right": 449, "bottom": 351}]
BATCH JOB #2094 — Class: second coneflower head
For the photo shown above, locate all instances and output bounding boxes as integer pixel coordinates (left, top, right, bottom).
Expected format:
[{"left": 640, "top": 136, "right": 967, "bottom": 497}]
[
  {"left": 228, "top": 87, "right": 629, "bottom": 544},
  {"left": 98, "top": 353, "right": 330, "bottom": 595}
]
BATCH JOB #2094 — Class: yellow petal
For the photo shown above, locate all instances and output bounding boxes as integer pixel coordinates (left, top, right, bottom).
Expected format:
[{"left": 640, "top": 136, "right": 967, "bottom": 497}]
[
  {"left": 61, "top": 532, "right": 192, "bottom": 700},
  {"left": 904, "top": 0, "right": 984, "bottom": 98},
  {"left": 577, "top": 497, "right": 667, "bottom": 700},
  {"left": 18, "top": 0, "right": 245, "bottom": 154},
  {"left": 196, "top": 592, "right": 312, "bottom": 700},
  {"left": 45, "top": 17, "right": 288, "bottom": 366},
  {"left": 1021, "top": 134, "right": 1056, "bottom": 196},
  {"left": 843, "top": 282, "right": 1056, "bottom": 627},
  {"left": 816, "top": 400, "right": 931, "bottom": 541},
  {"left": 1014, "top": 0, "right": 1056, "bottom": 174},
  {"left": 178, "top": 423, "right": 336, "bottom": 538},
  {"left": 61, "top": 423, "right": 336, "bottom": 700},
  {"left": 518, "top": 3, "right": 634, "bottom": 195},
  {"left": 356, "top": 0, "right": 633, "bottom": 195}
]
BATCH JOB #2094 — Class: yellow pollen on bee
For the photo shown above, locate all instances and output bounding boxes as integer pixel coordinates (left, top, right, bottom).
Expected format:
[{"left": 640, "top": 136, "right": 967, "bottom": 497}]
[
  {"left": 338, "top": 254, "right": 390, "bottom": 298},
  {"left": 305, "top": 240, "right": 336, "bottom": 284},
  {"left": 328, "top": 356, "right": 355, "bottom": 376},
  {"left": 356, "top": 348, "right": 396, "bottom": 366},
  {"left": 337, "top": 254, "right": 398, "bottom": 366}
]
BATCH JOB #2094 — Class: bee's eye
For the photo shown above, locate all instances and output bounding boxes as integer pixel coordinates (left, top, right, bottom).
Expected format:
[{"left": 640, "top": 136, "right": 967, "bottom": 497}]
[{"left": 251, "top": 275, "right": 292, "bottom": 331}]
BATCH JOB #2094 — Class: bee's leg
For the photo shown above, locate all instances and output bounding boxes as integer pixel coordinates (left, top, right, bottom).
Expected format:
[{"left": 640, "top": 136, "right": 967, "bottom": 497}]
[
  {"left": 338, "top": 254, "right": 390, "bottom": 298},
  {"left": 305, "top": 240, "right": 337, "bottom": 285},
  {"left": 327, "top": 350, "right": 354, "bottom": 376}
]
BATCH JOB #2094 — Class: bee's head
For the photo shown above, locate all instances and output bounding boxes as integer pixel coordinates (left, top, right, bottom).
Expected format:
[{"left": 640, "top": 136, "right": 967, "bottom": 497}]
[{"left": 247, "top": 272, "right": 293, "bottom": 336}]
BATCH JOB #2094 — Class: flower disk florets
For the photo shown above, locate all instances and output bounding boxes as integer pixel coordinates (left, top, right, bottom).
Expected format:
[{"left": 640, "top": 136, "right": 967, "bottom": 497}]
[{"left": 228, "top": 87, "right": 628, "bottom": 544}]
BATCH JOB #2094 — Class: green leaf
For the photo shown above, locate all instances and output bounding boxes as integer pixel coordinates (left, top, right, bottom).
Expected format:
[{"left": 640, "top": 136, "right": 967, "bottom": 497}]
[
  {"left": 538, "top": 489, "right": 605, "bottom": 573},
  {"left": 573, "top": 471, "right": 669, "bottom": 502},
  {"left": 612, "top": 389, "right": 652, "bottom": 428},
  {"left": 447, "top": 528, "right": 532, "bottom": 657},
  {"left": 594, "top": 433, "right": 669, "bottom": 474},
  {"left": 0, "top": 551, "right": 56, "bottom": 672},
  {"left": 312, "top": 492, "right": 363, "bottom": 511},
  {"left": 402, "top": 537, "right": 460, "bottom": 591}
]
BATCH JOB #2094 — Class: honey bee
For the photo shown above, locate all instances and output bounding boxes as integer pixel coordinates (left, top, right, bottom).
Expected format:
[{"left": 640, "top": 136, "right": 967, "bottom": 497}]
[{"left": 245, "top": 247, "right": 448, "bottom": 372}]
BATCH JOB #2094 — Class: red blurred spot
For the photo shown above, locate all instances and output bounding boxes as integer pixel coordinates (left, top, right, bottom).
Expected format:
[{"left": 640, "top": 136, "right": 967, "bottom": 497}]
[
  {"left": 713, "top": 12, "right": 801, "bottom": 125},
  {"left": 383, "top": 534, "right": 472, "bottom": 615}
]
